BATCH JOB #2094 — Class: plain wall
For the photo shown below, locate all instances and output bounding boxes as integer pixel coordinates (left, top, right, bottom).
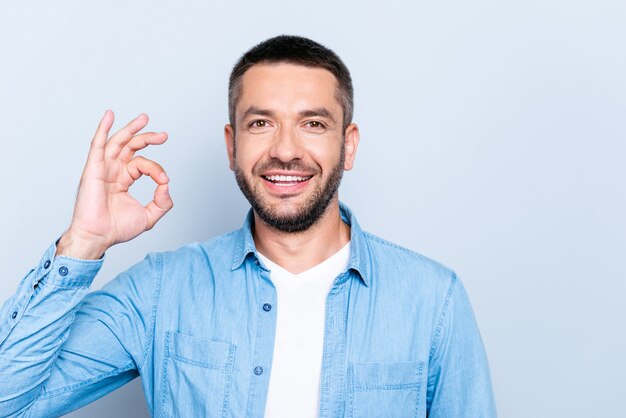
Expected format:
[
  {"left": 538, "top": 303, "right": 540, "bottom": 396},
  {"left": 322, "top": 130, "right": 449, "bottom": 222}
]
[{"left": 1, "top": 0, "right": 624, "bottom": 417}]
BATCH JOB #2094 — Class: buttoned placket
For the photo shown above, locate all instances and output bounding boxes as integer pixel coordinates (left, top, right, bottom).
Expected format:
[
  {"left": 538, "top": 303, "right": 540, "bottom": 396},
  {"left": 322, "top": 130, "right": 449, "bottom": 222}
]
[
  {"left": 244, "top": 257, "right": 278, "bottom": 417},
  {"left": 318, "top": 270, "right": 352, "bottom": 418}
]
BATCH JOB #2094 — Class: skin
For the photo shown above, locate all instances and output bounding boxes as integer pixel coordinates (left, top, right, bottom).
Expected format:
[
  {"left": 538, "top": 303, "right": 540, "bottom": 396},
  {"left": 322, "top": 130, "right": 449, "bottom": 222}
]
[
  {"left": 224, "top": 63, "right": 360, "bottom": 273},
  {"left": 56, "top": 112, "right": 173, "bottom": 259},
  {"left": 58, "top": 63, "right": 359, "bottom": 274}
]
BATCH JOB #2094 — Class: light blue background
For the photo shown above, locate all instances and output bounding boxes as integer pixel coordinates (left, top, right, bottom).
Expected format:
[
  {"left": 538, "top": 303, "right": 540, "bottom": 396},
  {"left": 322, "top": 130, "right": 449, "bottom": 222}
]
[{"left": 1, "top": 0, "right": 624, "bottom": 417}]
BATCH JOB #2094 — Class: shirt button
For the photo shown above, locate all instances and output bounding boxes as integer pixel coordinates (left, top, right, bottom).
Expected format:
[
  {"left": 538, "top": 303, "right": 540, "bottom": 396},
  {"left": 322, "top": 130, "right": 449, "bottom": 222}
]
[
  {"left": 59, "top": 266, "right": 69, "bottom": 276},
  {"left": 253, "top": 366, "right": 263, "bottom": 375},
  {"left": 43, "top": 260, "right": 51, "bottom": 269},
  {"left": 263, "top": 303, "right": 272, "bottom": 312},
  {"left": 11, "top": 311, "right": 18, "bottom": 319}
]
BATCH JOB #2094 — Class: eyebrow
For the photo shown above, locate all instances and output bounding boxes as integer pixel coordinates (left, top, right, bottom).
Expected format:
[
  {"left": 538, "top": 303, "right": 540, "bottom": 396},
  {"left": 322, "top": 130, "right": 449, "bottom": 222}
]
[
  {"left": 241, "top": 106, "right": 275, "bottom": 120},
  {"left": 240, "top": 106, "right": 337, "bottom": 123},
  {"left": 298, "top": 108, "right": 336, "bottom": 123}
]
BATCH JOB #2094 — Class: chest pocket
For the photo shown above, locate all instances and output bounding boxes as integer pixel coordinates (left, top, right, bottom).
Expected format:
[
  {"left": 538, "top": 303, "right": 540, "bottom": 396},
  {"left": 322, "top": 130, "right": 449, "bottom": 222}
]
[
  {"left": 160, "top": 331, "right": 236, "bottom": 418},
  {"left": 347, "top": 360, "right": 425, "bottom": 418}
]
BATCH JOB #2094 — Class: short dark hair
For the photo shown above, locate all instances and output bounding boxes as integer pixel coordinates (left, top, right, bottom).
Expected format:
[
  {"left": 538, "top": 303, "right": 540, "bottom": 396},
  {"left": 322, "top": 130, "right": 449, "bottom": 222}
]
[{"left": 228, "top": 35, "right": 354, "bottom": 131}]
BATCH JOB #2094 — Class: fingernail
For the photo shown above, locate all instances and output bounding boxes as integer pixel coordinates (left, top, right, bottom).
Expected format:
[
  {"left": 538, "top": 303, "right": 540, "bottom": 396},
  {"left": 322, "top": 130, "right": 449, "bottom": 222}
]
[{"left": 160, "top": 172, "right": 168, "bottom": 181}]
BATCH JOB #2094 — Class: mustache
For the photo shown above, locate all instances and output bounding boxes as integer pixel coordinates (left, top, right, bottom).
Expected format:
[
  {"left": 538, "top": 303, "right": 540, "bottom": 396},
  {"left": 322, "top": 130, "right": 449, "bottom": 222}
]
[{"left": 253, "top": 159, "right": 320, "bottom": 174}]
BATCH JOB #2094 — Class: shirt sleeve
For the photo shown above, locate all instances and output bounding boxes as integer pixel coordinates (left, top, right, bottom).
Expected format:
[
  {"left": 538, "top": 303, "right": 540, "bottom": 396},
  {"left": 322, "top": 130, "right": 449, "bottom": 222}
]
[
  {"left": 426, "top": 273, "right": 498, "bottom": 418},
  {"left": 0, "top": 242, "right": 160, "bottom": 417}
]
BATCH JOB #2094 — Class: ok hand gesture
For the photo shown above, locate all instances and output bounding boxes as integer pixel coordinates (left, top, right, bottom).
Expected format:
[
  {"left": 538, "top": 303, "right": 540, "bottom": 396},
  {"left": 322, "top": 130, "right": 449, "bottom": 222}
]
[{"left": 56, "top": 110, "right": 174, "bottom": 259}]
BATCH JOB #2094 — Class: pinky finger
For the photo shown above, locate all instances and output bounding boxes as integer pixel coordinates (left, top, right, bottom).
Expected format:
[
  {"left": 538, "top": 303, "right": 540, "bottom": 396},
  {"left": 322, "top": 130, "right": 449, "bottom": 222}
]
[
  {"left": 87, "top": 110, "right": 115, "bottom": 164},
  {"left": 145, "top": 183, "right": 174, "bottom": 230}
]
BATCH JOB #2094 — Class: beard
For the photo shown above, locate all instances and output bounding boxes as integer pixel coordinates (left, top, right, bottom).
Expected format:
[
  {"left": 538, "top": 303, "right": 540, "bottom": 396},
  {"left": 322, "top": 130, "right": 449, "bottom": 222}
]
[{"left": 234, "top": 146, "right": 345, "bottom": 233}]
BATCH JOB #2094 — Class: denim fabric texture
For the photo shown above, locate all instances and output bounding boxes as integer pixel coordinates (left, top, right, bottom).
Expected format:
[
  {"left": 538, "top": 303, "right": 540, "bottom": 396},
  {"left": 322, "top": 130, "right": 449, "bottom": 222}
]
[{"left": 0, "top": 203, "right": 497, "bottom": 417}]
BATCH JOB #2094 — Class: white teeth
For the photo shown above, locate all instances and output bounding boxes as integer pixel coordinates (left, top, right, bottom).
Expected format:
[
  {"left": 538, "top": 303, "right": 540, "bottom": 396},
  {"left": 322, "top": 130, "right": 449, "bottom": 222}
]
[{"left": 265, "top": 175, "right": 310, "bottom": 182}]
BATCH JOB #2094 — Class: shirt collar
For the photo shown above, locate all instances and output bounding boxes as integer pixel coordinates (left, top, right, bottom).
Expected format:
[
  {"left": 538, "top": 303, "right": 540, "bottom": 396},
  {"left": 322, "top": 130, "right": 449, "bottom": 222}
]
[
  {"left": 231, "top": 201, "right": 370, "bottom": 287},
  {"left": 231, "top": 209, "right": 257, "bottom": 271}
]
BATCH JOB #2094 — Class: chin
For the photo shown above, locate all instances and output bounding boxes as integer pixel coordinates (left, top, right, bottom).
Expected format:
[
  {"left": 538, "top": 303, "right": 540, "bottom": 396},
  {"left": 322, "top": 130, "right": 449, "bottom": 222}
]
[
  {"left": 235, "top": 162, "right": 343, "bottom": 233},
  {"left": 263, "top": 197, "right": 309, "bottom": 216}
]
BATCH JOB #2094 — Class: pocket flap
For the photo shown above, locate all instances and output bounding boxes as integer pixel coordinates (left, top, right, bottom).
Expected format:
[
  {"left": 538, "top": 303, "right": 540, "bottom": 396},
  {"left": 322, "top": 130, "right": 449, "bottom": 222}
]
[
  {"left": 169, "top": 331, "right": 233, "bottom": 370},
  {"left": 351, "top": 360, "right": 424, "bottom": 390}
]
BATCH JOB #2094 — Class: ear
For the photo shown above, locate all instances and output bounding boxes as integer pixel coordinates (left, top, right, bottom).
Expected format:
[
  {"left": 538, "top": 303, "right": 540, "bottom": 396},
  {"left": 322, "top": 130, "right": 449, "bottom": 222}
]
[
  {"left": 343, "top": 123, "right": 360, "bottom": 171},
  {"left": 224, "top": 124, "right": 236, "bottom": 171}
]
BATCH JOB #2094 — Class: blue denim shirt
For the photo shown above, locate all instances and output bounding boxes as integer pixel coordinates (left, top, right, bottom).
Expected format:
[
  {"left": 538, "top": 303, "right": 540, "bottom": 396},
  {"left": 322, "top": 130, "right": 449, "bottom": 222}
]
[{"left": 0, "top": 203, "right": 496, "bottom": 417}]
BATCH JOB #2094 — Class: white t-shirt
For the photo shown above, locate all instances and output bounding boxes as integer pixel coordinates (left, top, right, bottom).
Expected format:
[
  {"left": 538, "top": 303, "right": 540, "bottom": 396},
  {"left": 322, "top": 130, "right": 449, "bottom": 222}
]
[{"left": 258, "top": 241, "right": 351, "bottom": 418}]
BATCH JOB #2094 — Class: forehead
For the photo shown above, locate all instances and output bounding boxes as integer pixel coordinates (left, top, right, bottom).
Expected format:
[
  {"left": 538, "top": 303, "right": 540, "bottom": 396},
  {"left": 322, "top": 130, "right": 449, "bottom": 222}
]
[{"left": 237, "top": 63, "right": 341, "bottom": 116}]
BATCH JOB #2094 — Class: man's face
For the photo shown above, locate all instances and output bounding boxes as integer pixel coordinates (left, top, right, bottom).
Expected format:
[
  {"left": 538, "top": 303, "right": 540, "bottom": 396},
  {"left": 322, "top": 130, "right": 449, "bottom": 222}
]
[{"left": 224, "top": 63, "right": 359, "bottom": 233}]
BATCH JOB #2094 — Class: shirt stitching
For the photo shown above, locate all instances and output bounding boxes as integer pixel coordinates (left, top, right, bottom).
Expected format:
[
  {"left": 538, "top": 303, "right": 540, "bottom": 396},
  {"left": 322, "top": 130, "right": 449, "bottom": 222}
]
[
  {"left": 429, "top": 272, "right": 457, "bottom": 360},
  {"left": 40, "top": 361, "right": 136, "bottom": 398},
  {"left": 138, "top": 253, "right": 163, "bottom": 373}
]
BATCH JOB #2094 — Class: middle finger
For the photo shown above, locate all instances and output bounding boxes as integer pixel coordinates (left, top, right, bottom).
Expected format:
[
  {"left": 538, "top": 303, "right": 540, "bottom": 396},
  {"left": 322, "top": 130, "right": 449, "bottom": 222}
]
[
  {"left": 118, "top": 131, "right": 168, "bottom": 162},
  {"left": 104, "top": 113, "right": 149, "bottom": 159}
]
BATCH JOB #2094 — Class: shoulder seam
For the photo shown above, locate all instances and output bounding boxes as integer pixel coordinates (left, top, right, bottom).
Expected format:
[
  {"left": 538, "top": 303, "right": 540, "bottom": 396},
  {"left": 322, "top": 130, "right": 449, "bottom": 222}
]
[
  {"left": 428, "top": 272, "right": 458, "bottom": 361},
  {"left": 204, "top": 230, "right": 240, "bottom": 246},
  {"left": 362, "top": 231, "right": 436, "bottom": 265},
  {"left": 362, "top": 232, "right": 419, "bottom": 255},
  {"left": 138, "top": 252, "right": 163, "bottom": 372}
]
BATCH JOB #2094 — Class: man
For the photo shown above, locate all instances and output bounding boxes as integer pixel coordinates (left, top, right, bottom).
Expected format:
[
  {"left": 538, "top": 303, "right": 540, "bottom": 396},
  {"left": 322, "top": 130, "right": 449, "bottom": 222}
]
[{"left": 0, "top": 36, "right": 496, "bottom": 417}]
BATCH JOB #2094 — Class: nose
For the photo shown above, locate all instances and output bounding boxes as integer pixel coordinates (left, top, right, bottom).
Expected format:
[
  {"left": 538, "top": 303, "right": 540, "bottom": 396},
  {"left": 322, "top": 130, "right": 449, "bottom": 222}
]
[{"left": 269, "top": 125, "right": 304, "bottom": 162}]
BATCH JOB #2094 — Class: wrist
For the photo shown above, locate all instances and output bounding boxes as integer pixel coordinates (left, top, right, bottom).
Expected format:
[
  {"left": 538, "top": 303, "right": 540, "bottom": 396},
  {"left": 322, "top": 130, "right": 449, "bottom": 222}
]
[{"left": 55, "top": 229, "right": 109, "bottom": 260}]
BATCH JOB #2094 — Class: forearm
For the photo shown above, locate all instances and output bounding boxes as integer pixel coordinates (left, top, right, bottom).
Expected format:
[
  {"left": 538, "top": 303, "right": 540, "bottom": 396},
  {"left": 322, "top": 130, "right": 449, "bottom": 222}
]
[
  {"left": 55, "top": 229, "right": 109, "bottom": 260},
  {"left": 0, "top": 243, "right": 102, "bottom": 416}
]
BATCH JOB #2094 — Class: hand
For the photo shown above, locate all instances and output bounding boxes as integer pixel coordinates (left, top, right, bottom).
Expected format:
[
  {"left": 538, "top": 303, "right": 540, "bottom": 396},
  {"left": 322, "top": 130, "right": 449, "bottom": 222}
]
[{"left": 56, "top": 110, "right": 174, "bottom": 259}]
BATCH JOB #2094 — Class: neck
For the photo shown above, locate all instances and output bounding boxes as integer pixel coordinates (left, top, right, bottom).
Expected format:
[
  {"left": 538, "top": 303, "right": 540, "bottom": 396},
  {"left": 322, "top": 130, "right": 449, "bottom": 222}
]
[{"left": 253, "top": 198, "right": 351, "bottom": 274}]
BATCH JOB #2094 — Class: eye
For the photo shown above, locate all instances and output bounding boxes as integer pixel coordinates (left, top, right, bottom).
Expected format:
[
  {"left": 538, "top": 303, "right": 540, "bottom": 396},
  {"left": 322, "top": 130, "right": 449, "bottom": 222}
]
[
  {"left": 305, "top": 120, "right": 326, "bottom": 130},
  {"left": 247, "top": 119, "right": 272, "bottom": 132}
]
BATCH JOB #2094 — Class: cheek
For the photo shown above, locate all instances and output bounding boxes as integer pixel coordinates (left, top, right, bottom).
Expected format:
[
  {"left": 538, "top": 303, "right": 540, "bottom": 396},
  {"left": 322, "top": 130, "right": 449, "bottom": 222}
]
[
  {"left": 234, "top": 141, "right": 266, "bottom": 171},
  {"left": 305, "top": 143, "right": 343, "bottom": 170}
]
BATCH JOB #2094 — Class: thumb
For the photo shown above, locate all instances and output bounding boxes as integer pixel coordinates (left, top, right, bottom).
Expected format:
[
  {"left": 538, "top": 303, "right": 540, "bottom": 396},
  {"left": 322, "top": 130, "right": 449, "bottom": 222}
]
[{"left": 144, "top": 183, "right": 173, "bottom": 230}]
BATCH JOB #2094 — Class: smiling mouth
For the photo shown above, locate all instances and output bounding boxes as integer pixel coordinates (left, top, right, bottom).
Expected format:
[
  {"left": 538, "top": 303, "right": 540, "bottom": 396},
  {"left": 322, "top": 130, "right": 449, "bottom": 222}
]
[{"left": 261, "top": 174, "right": 313, "bottom": 186}]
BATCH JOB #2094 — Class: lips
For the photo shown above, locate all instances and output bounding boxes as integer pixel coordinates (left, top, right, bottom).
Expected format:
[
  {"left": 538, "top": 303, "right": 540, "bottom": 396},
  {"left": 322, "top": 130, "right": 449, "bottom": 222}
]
[{"left": 260, "top": 172, "right": 314, "bottom": 193}]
